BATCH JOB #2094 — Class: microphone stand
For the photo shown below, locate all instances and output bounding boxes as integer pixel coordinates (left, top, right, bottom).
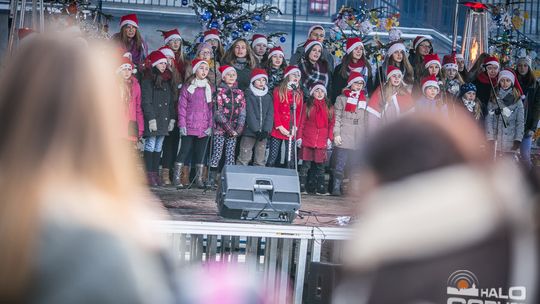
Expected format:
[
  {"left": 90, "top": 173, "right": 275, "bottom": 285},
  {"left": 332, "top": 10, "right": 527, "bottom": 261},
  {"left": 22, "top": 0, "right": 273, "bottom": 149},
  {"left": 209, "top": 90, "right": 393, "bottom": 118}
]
[
  {"left": 487, "top": 70, "right": 507, "bottom": 161},
  {"left": 203, "top": 46, "right": 219, "bottom": 192},
  {"left": 288, "top": 84, "right": 297, "bottom": 170}
]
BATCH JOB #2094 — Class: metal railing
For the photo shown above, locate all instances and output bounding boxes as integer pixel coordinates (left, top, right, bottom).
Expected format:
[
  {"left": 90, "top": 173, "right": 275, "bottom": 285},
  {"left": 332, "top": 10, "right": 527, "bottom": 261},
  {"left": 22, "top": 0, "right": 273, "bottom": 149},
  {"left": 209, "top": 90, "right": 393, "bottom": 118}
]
[
  {"left": 100, "top": 0, "right": 335, "bottom": 18},
  {"left": 154, "top": 220, "right": 352, "bottom": 304}
]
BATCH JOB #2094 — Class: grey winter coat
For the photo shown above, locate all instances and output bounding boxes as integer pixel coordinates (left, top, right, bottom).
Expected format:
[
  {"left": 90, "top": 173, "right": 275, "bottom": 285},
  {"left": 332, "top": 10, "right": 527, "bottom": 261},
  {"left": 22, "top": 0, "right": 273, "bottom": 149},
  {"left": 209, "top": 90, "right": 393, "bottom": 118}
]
[
  {"left": 485, "top": 94, "right": 525, "bottom": 152},
  {"left": 290, "top": 45, "right": 335, "bottom": 73},
  {"left": 333, "top": 94, "right": 369, "bottom": 150},
  {"left": 141, "top": 76, "right": 175, "bottom": 137},
  {"left": 243, "top": 89, "right": 274, "bottom": 137}
]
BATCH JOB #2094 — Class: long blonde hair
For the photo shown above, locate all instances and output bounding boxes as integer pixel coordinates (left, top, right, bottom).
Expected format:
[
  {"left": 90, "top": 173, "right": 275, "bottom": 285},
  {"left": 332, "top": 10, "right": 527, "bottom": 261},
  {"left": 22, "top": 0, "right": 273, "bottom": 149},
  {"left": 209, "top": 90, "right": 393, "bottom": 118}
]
[{"left": 0, "top": 34, "right": 162, "bottom": 301}]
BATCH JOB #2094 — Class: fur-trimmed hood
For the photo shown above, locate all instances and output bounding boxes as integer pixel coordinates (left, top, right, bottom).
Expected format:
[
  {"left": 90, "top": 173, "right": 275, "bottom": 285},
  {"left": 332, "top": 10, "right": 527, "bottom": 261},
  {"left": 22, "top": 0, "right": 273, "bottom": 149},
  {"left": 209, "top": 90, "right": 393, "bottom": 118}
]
[{"left": 344, "top": 161, "right": 535, "bottom": 271}]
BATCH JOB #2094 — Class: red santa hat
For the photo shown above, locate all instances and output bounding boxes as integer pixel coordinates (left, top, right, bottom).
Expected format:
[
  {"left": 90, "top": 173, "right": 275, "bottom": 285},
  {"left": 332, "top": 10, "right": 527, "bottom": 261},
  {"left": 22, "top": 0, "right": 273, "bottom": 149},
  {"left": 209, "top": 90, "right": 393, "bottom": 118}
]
[
  {"left": 442, "top": 54, "right": 458, "bottom": 70},
  {"left": 308, "top": 25, "right": 325, "bottom": 37},
  {"left": 191, "top": 58, "right": 208, "bottom": 72},
  {"left": 386, "top": 42, "right": 407, "bottom": 58},
  {"left": 159, "top": 46, "right": 175, "bottom": 59},
  {"left": 117, "top": 56, "right": 134, "bottom": 74},
  {"left": 284, "top": 65, "right": 301, "bottom": 78},
  {"left": 483, "top": 56, "right": 500, "bottom": 69},
  {"left": 162, "top": 29, "right": 181, "bottom": 44},
  {"left": 219, "top": 65, "right": 236, "bottom": 79},
  {"left": 203, "top": 29, "right": 220, "bottom": 42},
  {"left": 421, "top": 75, "right": 440, "bottom": 92},
  {"left": 413, "top": 35, "right": 430, "bottom": 50},
  {"left": 251, "top": 34, "right": 268, "bottom": 47},
  {"left": 304, "top": 39, "right": 323, "bottom": 53},
  {"left": 346, "top": 37, "right": 364, "bottom": 54},
  {"left": 250, "top": 68, "right": 268, "bottom": 82},
  {"left": 18, "top": 28, "right": 36, "bottom": 41},
  {"left": 347, "top": 71, "right": 365, "bottom": 87},
  {"left": 148, "top": 50, "right": 167, "bottom": 67},
  {"left": 309, "top": 83, "right": 327, "bottom": 96},
  {"left": 386, "top": 65, "right": 403, "bottom": 80},
  {"left": 120, "top": 14, "right": 139, "bottom": 28},
  {"left": 268, "top": 46, "right": 285, "bottom": 58},
  {"left": 423, "top": 53, "right": 441, "bottom": 69}
]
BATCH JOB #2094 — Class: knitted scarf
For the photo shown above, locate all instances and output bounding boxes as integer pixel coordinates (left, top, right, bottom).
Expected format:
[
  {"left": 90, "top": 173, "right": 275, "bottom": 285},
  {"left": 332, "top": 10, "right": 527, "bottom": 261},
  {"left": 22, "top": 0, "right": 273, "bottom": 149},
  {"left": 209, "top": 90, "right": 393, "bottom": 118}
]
[
  {"left": 250, "top": 83, "right": 268, "bottom": 97},
  {"left": 188, "top": 78, "right": 212, "bottom": 103},
  {"left": 312, "top": 98, "right": 328, "bottom": 128},
  {"left": 300, "top": 58, "right": 329, "bottom": 89},
  {"left": 343, "top": 89, "right": 367, "bottom": 113}
]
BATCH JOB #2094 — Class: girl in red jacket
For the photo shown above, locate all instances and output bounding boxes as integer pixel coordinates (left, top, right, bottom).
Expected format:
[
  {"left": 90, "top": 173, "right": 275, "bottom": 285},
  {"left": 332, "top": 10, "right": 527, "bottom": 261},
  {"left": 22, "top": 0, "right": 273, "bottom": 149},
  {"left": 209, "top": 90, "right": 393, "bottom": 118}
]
[
  {"left": 266, "top": 65, "right": 304, "bottom": 168},
  {"left": 117, "top": 56, "right": 144, "bottom": 144},
  {"left": 297, "top": 84, "right": 334, "bottom": 194}
]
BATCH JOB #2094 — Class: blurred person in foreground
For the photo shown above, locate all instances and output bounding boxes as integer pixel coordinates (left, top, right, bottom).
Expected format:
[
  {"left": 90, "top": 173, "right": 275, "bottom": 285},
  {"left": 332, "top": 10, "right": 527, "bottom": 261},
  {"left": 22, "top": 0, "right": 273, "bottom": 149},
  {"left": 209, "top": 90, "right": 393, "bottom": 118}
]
[
  {"left": 0, "top": 34, "right": 179, "bottom": 303},
  {"left": 334, "top": 111, "right": 538, "bottom": 304}
]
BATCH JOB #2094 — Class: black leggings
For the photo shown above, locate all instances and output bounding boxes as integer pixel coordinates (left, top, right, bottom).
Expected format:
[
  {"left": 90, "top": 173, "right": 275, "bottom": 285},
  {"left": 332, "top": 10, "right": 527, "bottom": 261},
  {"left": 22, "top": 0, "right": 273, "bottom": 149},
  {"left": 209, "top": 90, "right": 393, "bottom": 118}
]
[
  {"left": 161, "top": 127, "right": 180, "bottom": 169},
  {"left": 176, "top": 135, "right": 209, "bottom": 165}
]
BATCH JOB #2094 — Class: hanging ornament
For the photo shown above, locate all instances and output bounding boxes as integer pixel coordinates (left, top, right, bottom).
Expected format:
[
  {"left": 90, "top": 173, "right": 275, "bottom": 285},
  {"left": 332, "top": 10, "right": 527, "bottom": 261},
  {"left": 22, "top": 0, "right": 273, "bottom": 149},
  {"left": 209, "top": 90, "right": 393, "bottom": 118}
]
[
  {"left": 224, "top": 14, "right": 232, "bottom": 21},
  {"left": 181, "top": 0, "right": 188, "bottom": 6},
  {"left": 232, "top": 31, "right": 239, "bottom": 39},
  {"left": 253, "top": 15, "right": 261, "bottom": 21},
  {"left": 210, "top": 21, "right": 219, "bottom": 29},
  {"left": 242, "top": 21, "right": 252, "bottom": 31},
  {"left": 201, "top": 11, "right": 212, "bottom": 21},
  {"left": 264, "top": 15, "right": 270, "bottom": 21},
  {"left": 280, "top": 36, "right": 286, "bottom": 43}
]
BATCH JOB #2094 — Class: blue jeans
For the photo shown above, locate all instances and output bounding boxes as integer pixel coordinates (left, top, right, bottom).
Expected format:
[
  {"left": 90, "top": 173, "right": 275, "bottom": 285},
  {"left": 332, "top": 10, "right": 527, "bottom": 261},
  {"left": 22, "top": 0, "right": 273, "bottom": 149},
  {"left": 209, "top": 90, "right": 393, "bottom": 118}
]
[
  {"left": 144, "top": 136, "right": 165, "bottom": 153},
  {"left": 520, "top": 135, "right": 533, "bottom": 169}
]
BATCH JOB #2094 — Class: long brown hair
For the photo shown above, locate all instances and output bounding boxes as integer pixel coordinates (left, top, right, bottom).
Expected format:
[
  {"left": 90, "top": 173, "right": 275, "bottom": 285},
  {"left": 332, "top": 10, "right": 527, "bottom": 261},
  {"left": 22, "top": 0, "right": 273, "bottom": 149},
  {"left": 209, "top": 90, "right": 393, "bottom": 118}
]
[
  {"left": 119, "top": 25, "right": 143, "bottom": 51},
  {"left": 222, "top": 38, "right": 257, "bottom": 69},
  {"left": 0, "top": 33, "right": 162, "bottom": 301},
  {"left": 338, "top": 52, "right": 372, "bottom": 80},
  {"left": 277, "top": 74, "right": 303, "bottom": 104},
  {"left": 381, "top": 80, "right": 409, "bottom": 107},
  {"left": 385, "top": 52, "right": 414, "bottom": 84}
]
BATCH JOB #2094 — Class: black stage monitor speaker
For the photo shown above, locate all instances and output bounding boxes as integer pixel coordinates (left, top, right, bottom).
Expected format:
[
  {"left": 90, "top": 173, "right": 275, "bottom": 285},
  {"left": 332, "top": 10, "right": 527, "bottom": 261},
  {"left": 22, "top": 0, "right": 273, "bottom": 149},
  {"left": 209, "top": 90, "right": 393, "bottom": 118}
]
[{"left": 216, "top": 165, "right": 301, "bottom": 223}]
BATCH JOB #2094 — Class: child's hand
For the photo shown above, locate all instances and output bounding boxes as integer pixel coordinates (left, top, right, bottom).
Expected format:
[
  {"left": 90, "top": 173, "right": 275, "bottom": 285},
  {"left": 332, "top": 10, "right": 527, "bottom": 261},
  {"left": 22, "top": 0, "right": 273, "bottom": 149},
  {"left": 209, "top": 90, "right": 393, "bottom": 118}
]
[
  {"left": 334, "top": 135, "right": 342, "bottom": 146},
  {"left": 296, "top": 139, "right": 302, "bottom": 148},
  {"left": 278, "top": 126, "right": 290, "bottom": 137},
  {"left": 327, "top": 139, "right": 332, "bottom": 149},
  {"left": 179, "top": 127, "right": 187, "bottom": 136},
  {"left": 148, "top": 119, "right": 157, "bottom": 132}
]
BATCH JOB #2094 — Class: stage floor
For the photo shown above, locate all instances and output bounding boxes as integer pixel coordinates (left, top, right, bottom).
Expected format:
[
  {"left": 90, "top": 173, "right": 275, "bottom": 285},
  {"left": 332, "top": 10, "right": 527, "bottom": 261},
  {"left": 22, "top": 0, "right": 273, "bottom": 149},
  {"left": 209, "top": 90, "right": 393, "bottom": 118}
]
[{"left": 154, "top": 187, "right": 358, "bottom": 228}]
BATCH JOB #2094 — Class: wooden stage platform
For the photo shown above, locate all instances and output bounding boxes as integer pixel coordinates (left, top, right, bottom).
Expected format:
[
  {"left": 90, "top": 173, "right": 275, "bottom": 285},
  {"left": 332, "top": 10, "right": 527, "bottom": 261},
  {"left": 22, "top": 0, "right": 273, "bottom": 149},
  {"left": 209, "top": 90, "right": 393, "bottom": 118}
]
[{"left": 154, "top": 187, "right": 358, "bottom": 228}]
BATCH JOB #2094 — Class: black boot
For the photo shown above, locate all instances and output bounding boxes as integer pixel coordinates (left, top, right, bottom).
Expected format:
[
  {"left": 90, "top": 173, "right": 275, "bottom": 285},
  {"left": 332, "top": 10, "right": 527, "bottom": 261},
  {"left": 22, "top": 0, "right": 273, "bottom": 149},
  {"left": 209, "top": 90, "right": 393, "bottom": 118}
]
[
  {"left": 153, "top": 152, "right": 163, "bottom": 186},
  {"left": 206, "top": 168, "right": 218, "bottom": 189},
  {"left": 299, "top": 161, "right": 310, "bottom": 194},
  {"left": 143, "top": 151, "right": 157, "bottom": 186},
  {"left": 331, "top": 174, "right": 343, "bottom": 196},
  {"left": 316, "top": 165, "right": 328, "bottom": 195}
]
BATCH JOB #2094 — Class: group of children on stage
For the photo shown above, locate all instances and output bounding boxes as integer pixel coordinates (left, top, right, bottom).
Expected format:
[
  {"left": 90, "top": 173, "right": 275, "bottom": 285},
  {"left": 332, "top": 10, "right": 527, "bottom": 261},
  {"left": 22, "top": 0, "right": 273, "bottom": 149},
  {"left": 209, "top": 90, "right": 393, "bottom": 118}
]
[{"left": 109, "top": 13, "right": 538, "bottom": 195}]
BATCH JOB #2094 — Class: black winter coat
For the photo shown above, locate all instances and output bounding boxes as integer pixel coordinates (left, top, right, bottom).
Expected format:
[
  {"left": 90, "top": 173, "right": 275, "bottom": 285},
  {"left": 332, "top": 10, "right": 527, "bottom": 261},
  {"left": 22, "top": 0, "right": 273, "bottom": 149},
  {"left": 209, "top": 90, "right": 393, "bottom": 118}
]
[
  {"left": 522, "top": 79, "right": 540, "bottom": 134},
  {"left": 141, "top": 77, "right": 175, "bottom": 137},
  {"left": 243, "top": 89, "right": 274, "bottom": 137}
]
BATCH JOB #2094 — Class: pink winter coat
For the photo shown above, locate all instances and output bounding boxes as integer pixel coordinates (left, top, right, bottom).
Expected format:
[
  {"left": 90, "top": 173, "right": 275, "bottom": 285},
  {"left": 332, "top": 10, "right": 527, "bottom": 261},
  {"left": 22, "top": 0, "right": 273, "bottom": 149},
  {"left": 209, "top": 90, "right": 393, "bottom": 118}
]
[
  {"left": 124, "top": 77, "right": 144, "bottom": 142},
  {"left": 178, "top": 85, "right": 214, "bottom": 138}
]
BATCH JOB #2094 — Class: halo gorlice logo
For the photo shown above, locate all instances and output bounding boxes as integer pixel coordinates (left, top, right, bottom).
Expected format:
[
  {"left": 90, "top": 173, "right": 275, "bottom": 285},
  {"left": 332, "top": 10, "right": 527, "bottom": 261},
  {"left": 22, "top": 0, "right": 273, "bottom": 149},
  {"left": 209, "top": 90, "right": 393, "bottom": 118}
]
[
  {"left": 446, "top": 270, "right": 527, "bottom": 304},
  {"left": 447, "top": 270, "right": 480, "bottom": 297}
]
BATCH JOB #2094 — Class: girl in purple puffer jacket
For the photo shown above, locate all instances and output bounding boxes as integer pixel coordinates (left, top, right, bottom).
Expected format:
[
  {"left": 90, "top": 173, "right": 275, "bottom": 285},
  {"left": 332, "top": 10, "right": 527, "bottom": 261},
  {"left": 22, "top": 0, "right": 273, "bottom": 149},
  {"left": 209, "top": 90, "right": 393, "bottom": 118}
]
[
  {"left": 206, "top": 65, "right": 246, "bottom": 188},
  {"left": 173, "top": 59, "right": 214, "bottom": 188}
]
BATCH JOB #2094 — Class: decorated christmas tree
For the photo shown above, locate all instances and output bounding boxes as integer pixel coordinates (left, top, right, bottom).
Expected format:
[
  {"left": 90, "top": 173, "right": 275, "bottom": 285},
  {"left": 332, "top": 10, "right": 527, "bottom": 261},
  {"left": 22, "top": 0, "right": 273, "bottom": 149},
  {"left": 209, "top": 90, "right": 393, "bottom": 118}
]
[
  {"left": 190, "top": 0, "right": 286, "bottom": 46},
  {"left": 326, "top": 2, "right": 401, "bottom": 64}
]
